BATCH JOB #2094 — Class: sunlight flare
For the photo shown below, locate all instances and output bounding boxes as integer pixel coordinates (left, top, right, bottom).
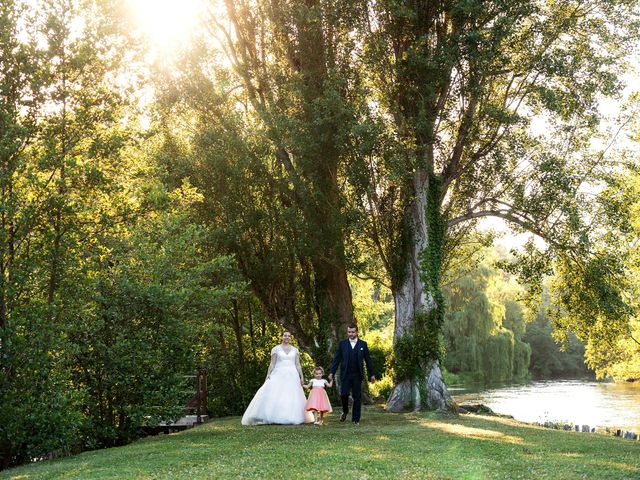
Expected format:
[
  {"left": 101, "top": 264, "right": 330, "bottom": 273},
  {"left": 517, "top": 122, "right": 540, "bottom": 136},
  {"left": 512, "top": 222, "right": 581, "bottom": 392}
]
[
  {"left": 126, "top": 0, "right": 205, "bottom": 52},
  {"left": 418, "top": 420, "right": 528, "bottom": 445}
]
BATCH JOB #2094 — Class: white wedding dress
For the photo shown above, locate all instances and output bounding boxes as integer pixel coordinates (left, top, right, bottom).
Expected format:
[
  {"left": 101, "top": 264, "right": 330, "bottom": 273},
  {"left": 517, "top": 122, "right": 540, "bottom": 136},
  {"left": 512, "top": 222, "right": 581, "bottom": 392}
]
[{"left": 241, "top": 345, "right": 314, "bottom": 425}]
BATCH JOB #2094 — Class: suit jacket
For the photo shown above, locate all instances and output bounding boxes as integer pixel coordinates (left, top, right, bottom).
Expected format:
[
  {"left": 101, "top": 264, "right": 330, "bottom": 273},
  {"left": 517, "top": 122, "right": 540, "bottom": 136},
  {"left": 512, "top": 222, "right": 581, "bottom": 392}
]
[{"left": 329, "top": 338, "right": 376, "bottom": 382}]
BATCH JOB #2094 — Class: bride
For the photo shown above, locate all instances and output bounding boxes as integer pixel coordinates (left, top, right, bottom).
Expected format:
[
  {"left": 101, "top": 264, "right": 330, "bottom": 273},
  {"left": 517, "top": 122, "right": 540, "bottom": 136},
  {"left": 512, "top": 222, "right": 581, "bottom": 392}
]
[{"left": 242, "top": 331, "right": 314, "bottom": 425}]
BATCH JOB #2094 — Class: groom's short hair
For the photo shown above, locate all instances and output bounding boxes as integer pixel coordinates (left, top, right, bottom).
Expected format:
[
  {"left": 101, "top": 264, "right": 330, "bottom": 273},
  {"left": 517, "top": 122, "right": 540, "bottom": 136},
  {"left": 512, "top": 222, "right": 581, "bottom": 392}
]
[{"left": 348, "top": 324, "right": 358, "bottom": 331}]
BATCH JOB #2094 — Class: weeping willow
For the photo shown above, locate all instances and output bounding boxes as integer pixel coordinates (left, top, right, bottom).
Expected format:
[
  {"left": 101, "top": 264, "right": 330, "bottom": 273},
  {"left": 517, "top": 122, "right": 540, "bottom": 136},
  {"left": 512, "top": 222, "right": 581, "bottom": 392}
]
[{"left": 442, "top": 258, "right": 531, "bottom": 383}]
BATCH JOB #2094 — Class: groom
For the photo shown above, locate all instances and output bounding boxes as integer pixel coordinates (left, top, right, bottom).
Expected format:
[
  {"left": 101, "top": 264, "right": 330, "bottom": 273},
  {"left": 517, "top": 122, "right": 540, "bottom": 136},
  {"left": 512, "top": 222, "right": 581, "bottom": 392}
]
[{"left": 329, "top": 324, "right": 376, "bottom": 425}]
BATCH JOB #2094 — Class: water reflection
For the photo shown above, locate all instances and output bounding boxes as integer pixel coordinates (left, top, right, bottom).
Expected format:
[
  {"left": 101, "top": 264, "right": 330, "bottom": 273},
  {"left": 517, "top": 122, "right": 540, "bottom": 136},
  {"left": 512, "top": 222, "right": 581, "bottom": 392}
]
[{"left": 451, "top": 379, "right": 640, "bottom": 431}]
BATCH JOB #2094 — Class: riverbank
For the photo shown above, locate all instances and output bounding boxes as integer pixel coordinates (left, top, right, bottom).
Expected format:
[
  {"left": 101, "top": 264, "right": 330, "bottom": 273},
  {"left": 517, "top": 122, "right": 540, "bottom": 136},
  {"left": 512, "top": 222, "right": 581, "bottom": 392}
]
[
  {"left": 451, "top": 379, "right": 640, "bottom": 432},
  {"left": 2, "top": 407, "right": 639, "bottom": 479}
]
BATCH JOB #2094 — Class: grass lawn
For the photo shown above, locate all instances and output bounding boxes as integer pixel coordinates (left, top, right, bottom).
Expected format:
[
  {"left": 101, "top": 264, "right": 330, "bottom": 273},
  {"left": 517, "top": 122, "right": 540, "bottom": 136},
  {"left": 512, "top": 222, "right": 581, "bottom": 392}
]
[{"left": 2, "top": 407, "right": 639, "bottom": 480}]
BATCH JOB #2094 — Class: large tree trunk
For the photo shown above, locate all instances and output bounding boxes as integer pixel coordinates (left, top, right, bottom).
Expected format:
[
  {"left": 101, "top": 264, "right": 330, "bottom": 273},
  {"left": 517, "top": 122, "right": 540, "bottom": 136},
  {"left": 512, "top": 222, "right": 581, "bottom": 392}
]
[
  {"left": 297, "top": 0, "right": 354, "bottom": 360},
  {"left": 311, "top": 251, "right": 353, "bottom": 365},
  {"left": 386, "top": 170, "right": 452, "bottom": 412}
]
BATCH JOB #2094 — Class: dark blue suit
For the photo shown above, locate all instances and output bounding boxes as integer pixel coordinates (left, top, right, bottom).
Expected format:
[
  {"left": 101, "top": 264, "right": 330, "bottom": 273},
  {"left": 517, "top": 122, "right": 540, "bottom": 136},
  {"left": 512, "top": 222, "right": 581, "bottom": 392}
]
[{"left": 329, "top": 338, "right": 376, "bottom": 423}]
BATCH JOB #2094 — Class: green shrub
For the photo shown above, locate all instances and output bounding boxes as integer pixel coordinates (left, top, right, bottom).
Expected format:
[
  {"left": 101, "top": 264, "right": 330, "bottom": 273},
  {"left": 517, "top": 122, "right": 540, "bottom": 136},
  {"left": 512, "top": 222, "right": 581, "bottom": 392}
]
[{"left": 369, "top": 374, "right": 394, "bottom": 400}]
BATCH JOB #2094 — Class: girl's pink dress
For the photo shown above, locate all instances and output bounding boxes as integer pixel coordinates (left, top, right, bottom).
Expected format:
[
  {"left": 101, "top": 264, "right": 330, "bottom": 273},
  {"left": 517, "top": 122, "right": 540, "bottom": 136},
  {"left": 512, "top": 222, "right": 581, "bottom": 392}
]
[{"left": 305, "top": 379, "right": 333, "bottom": 413}]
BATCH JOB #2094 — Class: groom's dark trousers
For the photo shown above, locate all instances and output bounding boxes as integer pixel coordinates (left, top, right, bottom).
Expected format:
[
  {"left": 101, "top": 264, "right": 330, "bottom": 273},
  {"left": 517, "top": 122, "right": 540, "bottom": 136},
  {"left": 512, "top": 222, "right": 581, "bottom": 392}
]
[
  {"left": 330, "top": 339, "right": 375, "bottom": 423},
  {"left": 341, "top": 374, "right": 362, "bottom": 422}
]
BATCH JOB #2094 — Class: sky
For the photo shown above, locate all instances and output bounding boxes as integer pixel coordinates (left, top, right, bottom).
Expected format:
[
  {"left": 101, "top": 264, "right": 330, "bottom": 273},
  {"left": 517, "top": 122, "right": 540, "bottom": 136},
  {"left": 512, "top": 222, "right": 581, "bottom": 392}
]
[{"left": 125, "top": 0, "right": 206, "bottom": 54}]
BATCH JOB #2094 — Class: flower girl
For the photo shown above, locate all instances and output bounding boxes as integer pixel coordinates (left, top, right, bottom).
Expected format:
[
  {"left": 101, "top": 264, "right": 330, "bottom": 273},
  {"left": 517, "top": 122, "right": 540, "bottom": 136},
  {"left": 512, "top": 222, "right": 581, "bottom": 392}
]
[{"left": 303, "top": 367, "right": 333, "bottom": 425}]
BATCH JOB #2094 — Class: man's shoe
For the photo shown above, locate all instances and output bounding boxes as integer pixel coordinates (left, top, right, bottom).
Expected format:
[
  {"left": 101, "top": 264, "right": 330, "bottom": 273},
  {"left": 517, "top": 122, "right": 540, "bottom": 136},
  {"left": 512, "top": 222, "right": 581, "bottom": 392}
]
[
  {"left": 340, "top": 412, "right": 347, "bottom": 422},
  {"left": 352, "top": 421, "right": 359, "bottom": 426}
]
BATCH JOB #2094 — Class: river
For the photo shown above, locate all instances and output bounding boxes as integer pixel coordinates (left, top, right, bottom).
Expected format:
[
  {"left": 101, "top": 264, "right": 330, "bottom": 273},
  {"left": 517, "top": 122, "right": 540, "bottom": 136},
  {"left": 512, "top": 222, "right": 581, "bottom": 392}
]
[{"left": 451, "top": 379, "right": 640, "bottom": 431}]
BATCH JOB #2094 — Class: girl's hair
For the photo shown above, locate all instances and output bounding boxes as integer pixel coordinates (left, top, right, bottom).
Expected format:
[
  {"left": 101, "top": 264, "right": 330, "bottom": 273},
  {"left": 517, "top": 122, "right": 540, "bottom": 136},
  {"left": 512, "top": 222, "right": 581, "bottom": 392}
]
[{"left": 314, "top": 366, "right": 324, "bottom": 375}]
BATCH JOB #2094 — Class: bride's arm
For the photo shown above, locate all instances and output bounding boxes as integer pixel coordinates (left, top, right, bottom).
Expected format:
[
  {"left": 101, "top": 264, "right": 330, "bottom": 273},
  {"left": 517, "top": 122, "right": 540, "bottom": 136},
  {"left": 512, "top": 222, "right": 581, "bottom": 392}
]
[
  {"left": 265, "top": 352, "right": 277, "bottom": 381},
  {"left": 294, "top": 350, "right": 304, "bottom": 386}
]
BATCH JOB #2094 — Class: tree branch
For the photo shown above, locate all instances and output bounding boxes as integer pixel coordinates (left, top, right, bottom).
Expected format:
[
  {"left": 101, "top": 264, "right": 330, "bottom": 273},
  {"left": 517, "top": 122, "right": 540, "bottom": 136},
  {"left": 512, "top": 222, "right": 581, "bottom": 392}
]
[{"left": 447, "top": 208, "right": 566, "bottom": 250}]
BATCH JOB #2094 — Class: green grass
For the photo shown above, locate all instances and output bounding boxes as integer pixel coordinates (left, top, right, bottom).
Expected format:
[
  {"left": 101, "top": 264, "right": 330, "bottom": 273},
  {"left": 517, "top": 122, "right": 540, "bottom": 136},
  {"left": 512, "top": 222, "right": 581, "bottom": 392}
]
[{"left": 3, "top": 407, "right": 640, "bottom": 480}]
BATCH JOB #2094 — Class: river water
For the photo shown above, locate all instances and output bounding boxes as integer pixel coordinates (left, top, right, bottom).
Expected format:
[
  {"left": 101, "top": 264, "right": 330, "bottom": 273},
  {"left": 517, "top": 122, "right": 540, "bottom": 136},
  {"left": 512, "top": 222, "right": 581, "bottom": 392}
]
[{"left": 451, "top": 379, "right": 640, "bottom": 431}]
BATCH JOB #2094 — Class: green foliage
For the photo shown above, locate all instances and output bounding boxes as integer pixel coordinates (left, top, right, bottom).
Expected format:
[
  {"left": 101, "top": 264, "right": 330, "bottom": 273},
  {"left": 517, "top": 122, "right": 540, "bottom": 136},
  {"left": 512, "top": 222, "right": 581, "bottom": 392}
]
[
  {"left": 71, "top": 203, "right": 243, "bottom": 447},
  {"left": 368, "top": 374, "right": 394, "bottom": 400},
  {"left": 0, "top": 0, "right": 248, "bottom": 467},
  {"left": 392, "top": 308, "right": 446, "bottom": 382},
  {"left": 512, "top": 338, "right": 532, "bottom": 380},
  {"left": 350, "top": 277, "right": 394, "bottom": 335},
  {"left": 442, "top": 249, "right": 532, "bottom": 383},
  {"left": 524, "top": 305, "right": 590, "bottom": 379},
  {"left": 445, "top": 249, "right": 593, "bottom": 384},
  {"left": 0, "top": 0, "right": 141, "bottom": 466},
  {"left": 351, "top": 275, "right": 394, "bottom": 380},
  {"left": 486, "top": 330, "right": 516, "bottom": 381},
  {"left": 445, "top": 250, "right": 591, "bottom": 383},
  {"left": 0, "top": 308, "right": 83, "bottom": 466},
  {"left": 548, "top": 162, "right": 640, "bottom": 381}
]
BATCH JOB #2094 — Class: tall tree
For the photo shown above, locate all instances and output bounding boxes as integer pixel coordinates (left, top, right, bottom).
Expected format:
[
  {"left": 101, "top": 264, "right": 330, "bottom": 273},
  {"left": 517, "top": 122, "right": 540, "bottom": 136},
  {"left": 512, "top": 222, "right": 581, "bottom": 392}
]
[
  {"left": 349, "top": 0, "right": 640, "bottom": 410},
  {"left": 158, "top": 0, "right": 371, "bottom": 363},
  {"left": 0, "top": 0, "right": 140, "bottom": 466}
]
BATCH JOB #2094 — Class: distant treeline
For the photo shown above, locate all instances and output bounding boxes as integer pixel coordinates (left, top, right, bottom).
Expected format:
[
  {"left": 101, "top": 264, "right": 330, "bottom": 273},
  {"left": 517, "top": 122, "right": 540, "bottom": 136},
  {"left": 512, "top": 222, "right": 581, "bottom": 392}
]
[{"left": 440, "top": 250, "right": 591, "bottom": 384}]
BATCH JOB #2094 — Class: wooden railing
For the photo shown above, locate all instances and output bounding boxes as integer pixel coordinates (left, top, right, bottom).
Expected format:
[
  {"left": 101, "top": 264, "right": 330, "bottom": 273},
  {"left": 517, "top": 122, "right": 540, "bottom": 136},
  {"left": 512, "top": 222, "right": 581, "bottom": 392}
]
[{"left": 185, "top": 369, "right": 208, "bottom": 423}]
